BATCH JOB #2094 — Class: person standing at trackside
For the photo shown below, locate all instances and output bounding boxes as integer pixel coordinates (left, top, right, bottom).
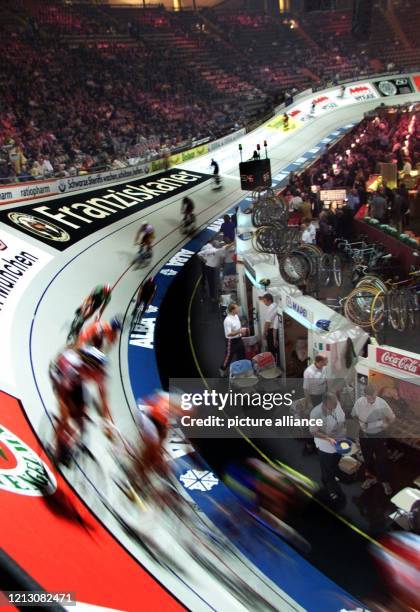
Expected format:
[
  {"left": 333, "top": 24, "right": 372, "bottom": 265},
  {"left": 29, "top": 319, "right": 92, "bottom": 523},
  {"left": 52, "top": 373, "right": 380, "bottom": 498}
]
[
  {"left": 369, "top": 189, "right": 387, "bottom": 222},
  {"left": 351, "top": 384, "right": 395, "bottom": 495},
  {"left": 303, "top": 353, "right": 328, "bottom": 408},
  {"left": 258, "top": 293, "right": 279, "bottom": 361},
  {"left": 310, "top": 393, "right": 346, "bottom": 501},
  {"left": 210, "top": 158, "right": 219, "bottom": 175},
  {"left": 219, "top": 303, "right": 247, "bottom": 377},
  {"left": 198, "top": 240, "right": 231, "bottom": 303},
  {"left": 221, "top": 214, "right": 235, "bottom": 243}
]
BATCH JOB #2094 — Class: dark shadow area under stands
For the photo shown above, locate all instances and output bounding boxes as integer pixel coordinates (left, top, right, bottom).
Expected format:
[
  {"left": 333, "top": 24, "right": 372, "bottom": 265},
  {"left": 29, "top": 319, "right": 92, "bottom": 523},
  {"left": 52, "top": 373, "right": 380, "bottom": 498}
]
[{"left": 154, "top": 256, "right": 401, "bottom": 605}]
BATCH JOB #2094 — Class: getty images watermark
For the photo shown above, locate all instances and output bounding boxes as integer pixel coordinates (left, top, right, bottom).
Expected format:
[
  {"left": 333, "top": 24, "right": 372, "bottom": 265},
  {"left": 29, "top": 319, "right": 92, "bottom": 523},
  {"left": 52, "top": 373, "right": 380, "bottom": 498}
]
[
  {"left": 170, "top": 378, "right": 324, "bottom": 439},
  {"left": 169, "top": 378, "right": 420, "bottom": 439}
]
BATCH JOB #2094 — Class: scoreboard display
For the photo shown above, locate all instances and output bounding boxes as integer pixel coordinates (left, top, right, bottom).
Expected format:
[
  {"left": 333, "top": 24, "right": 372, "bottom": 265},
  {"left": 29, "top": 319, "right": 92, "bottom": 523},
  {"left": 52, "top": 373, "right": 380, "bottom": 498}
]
[{"left": 239, "top": 159, "right": 272, "bottom": 191}]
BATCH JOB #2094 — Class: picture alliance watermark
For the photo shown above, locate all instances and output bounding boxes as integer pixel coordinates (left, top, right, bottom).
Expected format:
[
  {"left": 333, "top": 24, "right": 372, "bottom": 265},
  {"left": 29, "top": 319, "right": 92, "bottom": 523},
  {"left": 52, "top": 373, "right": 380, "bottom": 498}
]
[
  {"left": 169, "top": 379, "right": 320, "bottom": 439},
  {"left": 169, "top": 377, "right": 420, "bottom": 439}
]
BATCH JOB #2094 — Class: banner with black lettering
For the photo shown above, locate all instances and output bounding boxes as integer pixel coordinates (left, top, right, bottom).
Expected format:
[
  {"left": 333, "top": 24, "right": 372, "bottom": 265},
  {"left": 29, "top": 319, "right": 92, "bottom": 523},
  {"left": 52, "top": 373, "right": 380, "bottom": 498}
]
[{"left": 0, "top": 169, "right": 210, "bottom": 251}]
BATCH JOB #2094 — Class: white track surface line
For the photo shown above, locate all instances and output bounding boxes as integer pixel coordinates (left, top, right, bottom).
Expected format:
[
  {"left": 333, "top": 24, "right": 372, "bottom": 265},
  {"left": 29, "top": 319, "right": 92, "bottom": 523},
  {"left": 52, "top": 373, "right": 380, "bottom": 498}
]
[{"left": 7, "top": 89, "right": 420, "bottom": 610}]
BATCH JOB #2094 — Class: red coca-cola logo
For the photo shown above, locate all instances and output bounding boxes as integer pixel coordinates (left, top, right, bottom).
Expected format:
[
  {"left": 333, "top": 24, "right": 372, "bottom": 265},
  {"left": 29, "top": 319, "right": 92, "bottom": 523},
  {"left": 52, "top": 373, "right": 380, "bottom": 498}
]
[{"left": 377, "top": 349, "right": 420, "bottom": 376}]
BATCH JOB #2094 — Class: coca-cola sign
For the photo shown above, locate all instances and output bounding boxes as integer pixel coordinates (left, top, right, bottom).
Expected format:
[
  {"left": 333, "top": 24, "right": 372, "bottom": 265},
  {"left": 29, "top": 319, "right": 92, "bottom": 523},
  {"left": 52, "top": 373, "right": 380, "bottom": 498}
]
[{"left": 376, "top": 348, "right": 420, "bottom": 376}]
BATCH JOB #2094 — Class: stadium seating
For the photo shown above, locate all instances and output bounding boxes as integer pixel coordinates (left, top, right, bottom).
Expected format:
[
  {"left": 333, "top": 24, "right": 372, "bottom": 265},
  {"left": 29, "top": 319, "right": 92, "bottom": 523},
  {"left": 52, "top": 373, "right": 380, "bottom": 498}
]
[{"left": 0, "top": 1, "right": 419, "bottom": 181}]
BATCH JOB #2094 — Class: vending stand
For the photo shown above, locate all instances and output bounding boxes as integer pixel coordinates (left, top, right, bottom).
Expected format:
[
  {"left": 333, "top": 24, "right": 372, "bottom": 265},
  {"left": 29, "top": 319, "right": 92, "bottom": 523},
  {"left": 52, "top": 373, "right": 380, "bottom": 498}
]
[
  {"left": 356, "top": 344, "right": 420, "bottom": 528},
  {"left": 276, "top": 290, "right": 368, "bottom": 389},
  {"left": 356, "top": 344, "right": 420, "bottom": 452},
  {"left": 238, "top": 254, "right": 368, "bottom": 389}
]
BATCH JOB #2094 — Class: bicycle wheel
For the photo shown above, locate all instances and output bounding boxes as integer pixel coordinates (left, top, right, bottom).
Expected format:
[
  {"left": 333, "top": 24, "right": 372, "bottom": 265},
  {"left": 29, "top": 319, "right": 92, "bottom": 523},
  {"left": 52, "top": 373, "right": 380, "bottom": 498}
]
[
  {"left": 319, "top": 254, "right": 332, "bottom": 286},
  {"left": 344, "top": 287, "right": 380, "bottom": 328},
  {"left": 388, "top": 290, "right": 403, "bottom": 331},
  {"left": 279, "top": 253, "right": 310, "bottom": 284},
  {"left": 356, "top": 276, "right": 387, "bottom": 293},
  {"left": 298, "top": 245, "right": 322, "bottom": 278},
  {"left": 406, "top": 289, "right": 416, "bottom": 329},
  {"left": 407, "top": 289, "right": 418, "bottom": 329},
  {"left": 291, "top": 248, "right": 317, "bottom": 278},
  {"left": 299, "top": 244, "right": 323, "bottom": 257},
  {"left": 370, "top": 291, "right": 386, "bottom": 332},
  {"left": 332, "top": 255, "right": 342, "bottom": 287}
]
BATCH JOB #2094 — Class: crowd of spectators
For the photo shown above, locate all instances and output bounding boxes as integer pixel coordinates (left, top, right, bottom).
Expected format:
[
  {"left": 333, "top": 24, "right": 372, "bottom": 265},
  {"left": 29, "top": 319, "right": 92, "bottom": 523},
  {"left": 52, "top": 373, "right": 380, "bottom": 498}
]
[
  {"left": 0, "top": 2, "right": 419, "bottom": 183},
  {"left": 281, "top": 103, "right": 419, "bottom": 246},
  {"left": 0, "top": 26, "right": 245, "bottom": 182}
]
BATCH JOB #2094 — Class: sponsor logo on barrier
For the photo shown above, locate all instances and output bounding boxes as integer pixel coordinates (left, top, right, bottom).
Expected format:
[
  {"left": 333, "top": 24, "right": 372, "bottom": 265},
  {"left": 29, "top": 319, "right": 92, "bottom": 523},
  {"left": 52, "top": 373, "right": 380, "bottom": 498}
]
[
  {"left": 8, "top": 212, "right": 70, "bottom": 243},
  {"left": 0, "top": 190, "right": 13, "bottom": 202},
  {"left": 129, "top": 317, "right": 156, "bottom": 349},
  {"left": 151, "top": 142, "right": 209, "bottom": 172},
  {"left": 166, "top": 248, "right": 195, "bottom": 267},
  {"left": 0, "top": 424, "right": 56, "bottom": 496},
  {"left": 0, "top": 169, "right": 210, "bottom": 251},
  {"left": 376, "top": 348, "right": 419, "bottom": 375},
  {"left": 286, "top": 295, "right": 308, "bottom": 319},
  {"left": 179, "top": 469, "right": 219, "bottom": 492},
  {"left": 374, "top": 77, "right": 414, "bottom": 97},
  {"left": 348, "top": 84, "right": 378, "bottom": 101},
  {"left": 0, "top": 230, "right": 52, "bottom": 386},
  {"left": 206, "top": 218, "right": 224, "bottom": 233}
]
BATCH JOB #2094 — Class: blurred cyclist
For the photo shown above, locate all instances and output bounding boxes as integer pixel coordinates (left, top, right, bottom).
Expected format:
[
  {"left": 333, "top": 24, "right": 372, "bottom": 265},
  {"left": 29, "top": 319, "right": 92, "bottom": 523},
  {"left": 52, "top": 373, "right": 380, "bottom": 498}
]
[
  {"left": 210, "top": 159, "right": 222, "bottom": 188},
  {"left": 181, "top": 196, "right": 196, "bottom": 232},
  {"left": 370, "top": 532, "right": 420, "bottom": 610},
  {"left": 49, "top": 345, "right": 113, "bottom": 465},
  {"left": 142, "top": 391, "right": 185, "bottom": 441},
  {"left": 210, "top": 159, "right": 219, "bottom": 176},
  {"left": 224, "top": 458, "right": 310, "bottom": 552},
  {"left": 283, "top": 113, "right": 289, "bottom": 130},
  {"left": 76, "top": 316, "right": 122, "bottom": 350},
  {"left": 134, "top": 223, "right": 155, "bottom": 263},
  {"left": 67, "top": 284, "right": 112, "bottom": 342},
  {"left": 132, "top": 277, "right": 157, "bottom": 319}
]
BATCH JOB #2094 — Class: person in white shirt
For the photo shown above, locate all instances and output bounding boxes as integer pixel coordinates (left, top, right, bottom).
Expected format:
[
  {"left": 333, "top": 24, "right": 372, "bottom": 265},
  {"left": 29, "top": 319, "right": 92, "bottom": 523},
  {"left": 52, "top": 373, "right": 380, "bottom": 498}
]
[
  {"left": 220, "top": 303, "right": 247, "bottom": 376},
  {"left": 402, "top": 159, "right": 412, "bottom": 174},
  {"left": 258, "top": 293, "right": 278, "bottom": 361},
  {"left": 352, "top": 384, "right": 395, "bottom": 495},
  {"left": 198, "top": 241, "right": 231, "bottom": 303},
  {"left": 310, "top": 393, "right": 346, "bottom": 501},
  {"left": 303, "top": 353, "right": 328, "bottom": 408},
  {"left": 301, "top": 221, "right": 316, "bottom": 245}
]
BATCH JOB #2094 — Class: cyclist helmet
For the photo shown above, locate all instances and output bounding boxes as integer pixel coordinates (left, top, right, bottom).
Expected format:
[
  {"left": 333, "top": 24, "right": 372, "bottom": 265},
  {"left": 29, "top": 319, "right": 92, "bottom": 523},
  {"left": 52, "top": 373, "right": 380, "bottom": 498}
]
[
  {"left": 141, "top": 223, "right": 154, "bottom": 235},
  {"left": 93, "top": 283, "right": 111, "bottom": 298},
  {"left": 110, "top": 315, "right": 122, "bottom": 332},
  {"left": 79, "top": 346, "right": 108, "bottom": 369}
]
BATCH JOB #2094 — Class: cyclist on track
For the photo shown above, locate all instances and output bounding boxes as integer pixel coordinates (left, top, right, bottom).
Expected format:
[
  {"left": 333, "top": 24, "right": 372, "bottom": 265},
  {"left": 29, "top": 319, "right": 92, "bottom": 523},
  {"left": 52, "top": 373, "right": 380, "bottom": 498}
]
[
  {"left": 76, "top": 316, "right": 122, "bottom": 350},
  {"left": 141, "top": 391, "right": 185, "bottom": 441},
  {"left": 67, "top": 284, "right": 112, "bottom": 342},
  {"left": 134, "top": 223, "right": 155, "bottom": 263},
  {"left": 132, "top": 277, "right": 157, "bottom": 319},
  {"left": 283, "top": 113, "right": 289, "bottom": 131},
  {"left": 224, "top": 458, "right": 310, "bottom": 552},
  {"left": 210, "top": 159, "right": 221, "bottom": 188},
  {"left": 49, "top": 345, "right": 114, "bottom": 465},
  {"left": 181, "top": 196, "right": 196, "bottom": 232}
]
